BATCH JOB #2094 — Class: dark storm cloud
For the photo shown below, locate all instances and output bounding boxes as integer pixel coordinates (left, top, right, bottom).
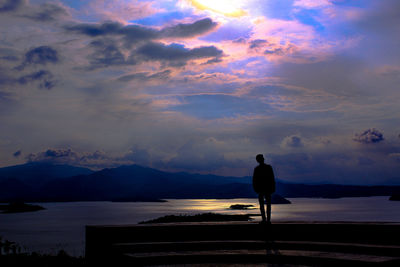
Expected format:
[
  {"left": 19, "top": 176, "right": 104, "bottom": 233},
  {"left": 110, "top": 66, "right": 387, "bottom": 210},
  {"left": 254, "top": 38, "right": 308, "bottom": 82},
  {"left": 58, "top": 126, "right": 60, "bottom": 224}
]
[
  {"left": 24, "top": 3, "right": 68, "bottom": 22},
  {"left": 159, "top": 18, "right": 217, "bottom": 38},
  {"left": 353, "top": 128, "right": 384, "bottom": 144},
  {"left": 65, "top": 18, "right": 217, "bottom": 47},
  {"left": 18, "top": 70, "right": 56, "bottom": 90},
  {"left": 65, "top": 21, "right": 124, "bottom": 37},
  {"left": 0, "top": 0, "right": 25, "bottom": 13},
  {"left": 118, "top": 70, "right": 171, "bottom": 82},
  {"left": 18, "top": 46, "right": 59, "bottom": 69},
  {"left": 13, "top": 150, "right": 21, "bottom": 157},
  {"left": 88, "top": 39, "right": 133, "bottom": 68},
  {"left": 137, "top": 42, "right": 223, "bottom": 66}
]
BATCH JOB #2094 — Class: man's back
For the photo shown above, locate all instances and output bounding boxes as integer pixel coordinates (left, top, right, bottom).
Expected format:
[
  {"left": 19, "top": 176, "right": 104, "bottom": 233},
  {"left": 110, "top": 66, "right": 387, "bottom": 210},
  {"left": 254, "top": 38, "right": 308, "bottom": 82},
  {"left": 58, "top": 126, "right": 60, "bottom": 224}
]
[{"left": 252, "top": 163, "right": 275, "bottom": 194}]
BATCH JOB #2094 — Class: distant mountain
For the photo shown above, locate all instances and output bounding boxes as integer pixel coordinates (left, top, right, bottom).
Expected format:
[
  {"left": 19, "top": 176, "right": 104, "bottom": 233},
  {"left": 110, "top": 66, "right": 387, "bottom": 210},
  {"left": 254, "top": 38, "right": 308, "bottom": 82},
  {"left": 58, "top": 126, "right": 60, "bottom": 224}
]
[
  {"left": 0, "top": 162, "right": 93, "bottom": 201},
  {"left": 37, "top": 165, "right": 254, "bottom": 201},
  {"left": 0, "top": 163, "right": 399, "bottom": 202},
  {"left": 0, "top": 162, "right": 93, "bottom": 183}
]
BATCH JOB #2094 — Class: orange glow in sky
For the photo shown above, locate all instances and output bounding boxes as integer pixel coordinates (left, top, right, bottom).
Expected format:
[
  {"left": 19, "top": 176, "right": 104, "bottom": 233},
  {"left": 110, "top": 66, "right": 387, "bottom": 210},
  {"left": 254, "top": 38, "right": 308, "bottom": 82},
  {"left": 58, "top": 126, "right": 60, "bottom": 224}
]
[{"left": 189, "top": 0, "right": 247, "bottom": 17}]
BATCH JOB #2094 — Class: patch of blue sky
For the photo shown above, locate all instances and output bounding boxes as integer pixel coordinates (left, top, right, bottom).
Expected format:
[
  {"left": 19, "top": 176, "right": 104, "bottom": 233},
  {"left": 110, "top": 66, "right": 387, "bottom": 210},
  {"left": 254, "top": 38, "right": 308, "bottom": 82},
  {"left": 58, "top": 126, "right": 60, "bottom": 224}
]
[
  {"left": 227, "top": 57, "right": 271, "bottom": 76},
  {"left": 331, "top": 0, "right": 371, "bottom": 8},
  {"left": 165, "top": 94, "right": 271, "bottom": 119},
  {"left": 248, "top": 85, "right": 302, "bottom": 97},
  {"left": 149, "top": 0, "right": 179, "bottom": 10},
  {"left": 252, "top": 0, "right": 295, "bottom": 20},
  {"left": 58, "top": 0, "right": 86, "bottom": 10},
  {"left": 200, "top": 22, "right": 252, "bottom": 42},
  {"left": 294, "top": 9, "right": 325, "bottom": 33},
  {"left": 131, "top": 11, "right": 189, "bottom": 26}
]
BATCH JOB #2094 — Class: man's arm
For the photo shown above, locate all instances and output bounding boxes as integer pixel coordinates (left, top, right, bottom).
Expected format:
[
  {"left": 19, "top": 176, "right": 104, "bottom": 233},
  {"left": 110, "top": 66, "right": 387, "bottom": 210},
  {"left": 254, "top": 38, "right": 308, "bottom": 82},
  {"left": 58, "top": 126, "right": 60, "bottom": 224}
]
[{"left": 269, "top": 165, "right": 276, "bottom": 193}]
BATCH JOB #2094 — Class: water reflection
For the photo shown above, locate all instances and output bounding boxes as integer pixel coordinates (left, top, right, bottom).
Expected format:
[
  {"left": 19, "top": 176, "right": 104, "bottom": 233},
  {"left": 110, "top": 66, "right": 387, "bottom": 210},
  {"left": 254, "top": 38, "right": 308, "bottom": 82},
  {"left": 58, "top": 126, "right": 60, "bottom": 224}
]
[{"left": 0, "top": 197, "right": 399, "bottom": 256}]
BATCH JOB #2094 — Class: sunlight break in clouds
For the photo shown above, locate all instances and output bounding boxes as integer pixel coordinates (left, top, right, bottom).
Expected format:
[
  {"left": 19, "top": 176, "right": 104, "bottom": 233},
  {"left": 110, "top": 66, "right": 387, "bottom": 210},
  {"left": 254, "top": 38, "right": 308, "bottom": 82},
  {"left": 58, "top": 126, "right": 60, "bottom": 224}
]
[{"left": 189, "top": 0, "right": 247, "bottom": 17}]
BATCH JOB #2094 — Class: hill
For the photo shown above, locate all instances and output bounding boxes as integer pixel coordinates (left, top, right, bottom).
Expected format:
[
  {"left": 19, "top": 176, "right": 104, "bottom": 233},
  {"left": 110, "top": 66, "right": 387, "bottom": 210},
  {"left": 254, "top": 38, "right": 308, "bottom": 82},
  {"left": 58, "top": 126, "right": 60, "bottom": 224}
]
[{"left": 0, "top": 163, "right": 399, "bottom": 202}]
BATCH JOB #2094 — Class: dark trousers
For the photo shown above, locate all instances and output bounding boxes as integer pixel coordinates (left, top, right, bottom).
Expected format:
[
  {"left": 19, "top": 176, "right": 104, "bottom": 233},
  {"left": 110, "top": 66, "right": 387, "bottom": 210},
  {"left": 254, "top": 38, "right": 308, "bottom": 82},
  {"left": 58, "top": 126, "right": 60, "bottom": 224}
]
[{"left": 258, "top": 194, "right": 271, "bottom": 222}]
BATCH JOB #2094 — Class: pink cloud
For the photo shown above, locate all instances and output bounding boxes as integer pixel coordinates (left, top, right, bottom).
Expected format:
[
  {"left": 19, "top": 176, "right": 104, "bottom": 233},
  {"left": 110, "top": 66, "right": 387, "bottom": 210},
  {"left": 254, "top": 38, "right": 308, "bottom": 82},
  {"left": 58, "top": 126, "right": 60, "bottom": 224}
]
[{"left": 85, "top": 0, "right": 158, "bottom": 23}]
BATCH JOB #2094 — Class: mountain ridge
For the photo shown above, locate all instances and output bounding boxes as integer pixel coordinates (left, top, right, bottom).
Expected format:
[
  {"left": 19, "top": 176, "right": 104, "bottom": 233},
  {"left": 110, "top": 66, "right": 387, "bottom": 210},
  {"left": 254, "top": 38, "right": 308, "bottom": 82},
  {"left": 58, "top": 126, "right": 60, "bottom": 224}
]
[{"left": 0, "top": 162, "right": 399, "bottom": 202}]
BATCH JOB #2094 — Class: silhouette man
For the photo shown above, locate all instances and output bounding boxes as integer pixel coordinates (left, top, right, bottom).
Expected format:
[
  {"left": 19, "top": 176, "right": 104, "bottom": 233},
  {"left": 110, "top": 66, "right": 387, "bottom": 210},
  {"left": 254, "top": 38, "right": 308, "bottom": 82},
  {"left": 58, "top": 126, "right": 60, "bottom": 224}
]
[{"left": 252, "top": 154, "right": 276, "bottom": 224}]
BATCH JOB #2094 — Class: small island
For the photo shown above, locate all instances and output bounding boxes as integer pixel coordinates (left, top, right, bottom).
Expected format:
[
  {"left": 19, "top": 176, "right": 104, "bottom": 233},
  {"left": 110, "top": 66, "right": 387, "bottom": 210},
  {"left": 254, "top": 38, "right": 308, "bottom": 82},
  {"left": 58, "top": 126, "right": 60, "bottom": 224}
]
[
  {"left": 229, "top": 204, "right": 255, "bottom": 210},
  {"left": 139, "top": 213, "right": 253, "bottom": 224},
  {"left": 0, "top": 202, "right": 45, "bottom": 213},
  {"left": 111, "top": 197, "right": 167, "bottom": 202},
  {"left": 271, "top": 194, "right": 291, "bottom": 204}
]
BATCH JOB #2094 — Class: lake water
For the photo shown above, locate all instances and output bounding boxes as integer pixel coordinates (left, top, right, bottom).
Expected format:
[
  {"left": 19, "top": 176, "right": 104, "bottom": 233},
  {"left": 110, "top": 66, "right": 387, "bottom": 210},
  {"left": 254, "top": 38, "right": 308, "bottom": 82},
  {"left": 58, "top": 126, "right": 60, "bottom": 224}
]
[{"left": 0, "top": 197, "right": 399, "bottom": 256}]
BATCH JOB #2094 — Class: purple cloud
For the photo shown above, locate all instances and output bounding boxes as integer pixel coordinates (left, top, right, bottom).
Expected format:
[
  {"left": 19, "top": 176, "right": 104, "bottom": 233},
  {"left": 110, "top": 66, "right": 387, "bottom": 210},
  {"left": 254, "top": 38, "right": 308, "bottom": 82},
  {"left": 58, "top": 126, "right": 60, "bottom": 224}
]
[
  {"left": 0, "top": 0, "right": 25, "bottom": 13},
  {"left": 66, "top": 18, "right": 217, "bottom": 47},
  {"left": 283, "top": 135, "right": 304, "bottom": 148},
  {"left": 353, "top": 128, "right": 384, "bottom": 144}
]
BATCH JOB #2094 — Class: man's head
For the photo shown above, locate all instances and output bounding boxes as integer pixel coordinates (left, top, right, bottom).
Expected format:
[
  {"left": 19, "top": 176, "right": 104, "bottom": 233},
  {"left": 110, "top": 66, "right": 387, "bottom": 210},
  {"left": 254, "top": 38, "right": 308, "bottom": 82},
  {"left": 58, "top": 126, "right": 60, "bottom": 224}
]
[{"left": 256, "top": 154, "right": 264, "bottom": 164}]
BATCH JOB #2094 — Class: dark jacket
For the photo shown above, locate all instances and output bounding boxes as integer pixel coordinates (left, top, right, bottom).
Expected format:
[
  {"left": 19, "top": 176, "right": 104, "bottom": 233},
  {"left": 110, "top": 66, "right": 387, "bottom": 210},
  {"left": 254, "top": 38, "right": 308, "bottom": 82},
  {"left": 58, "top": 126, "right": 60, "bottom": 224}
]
[{"left": 252, "top": 163, "right": 276, "bottom": 194}]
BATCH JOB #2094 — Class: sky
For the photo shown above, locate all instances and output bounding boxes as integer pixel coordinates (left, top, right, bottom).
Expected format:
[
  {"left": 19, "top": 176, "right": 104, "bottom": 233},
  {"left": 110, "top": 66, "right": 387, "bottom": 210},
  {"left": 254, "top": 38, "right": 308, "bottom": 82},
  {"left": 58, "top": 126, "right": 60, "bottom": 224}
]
[{"left": 1, "top": 0, "right": 400, "bottom": 185}]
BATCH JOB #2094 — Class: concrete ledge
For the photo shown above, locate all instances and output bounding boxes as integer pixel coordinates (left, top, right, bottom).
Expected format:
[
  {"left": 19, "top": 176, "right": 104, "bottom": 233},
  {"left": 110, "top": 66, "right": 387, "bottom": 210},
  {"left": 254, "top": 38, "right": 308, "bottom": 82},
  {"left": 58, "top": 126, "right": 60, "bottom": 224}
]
[{"left": 86, "top": 222, "right": 400, "bottom": 266}]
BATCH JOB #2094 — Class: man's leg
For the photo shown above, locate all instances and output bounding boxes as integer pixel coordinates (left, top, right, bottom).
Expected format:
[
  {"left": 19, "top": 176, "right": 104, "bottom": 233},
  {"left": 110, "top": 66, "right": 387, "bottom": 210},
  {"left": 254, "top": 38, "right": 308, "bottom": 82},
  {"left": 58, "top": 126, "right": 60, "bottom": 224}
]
[
  {"left": 266, "top": 194, "right": 272, "bottom": 222},
  {"left": 258, "top": 194, "right": 266, "bottom": 221}
]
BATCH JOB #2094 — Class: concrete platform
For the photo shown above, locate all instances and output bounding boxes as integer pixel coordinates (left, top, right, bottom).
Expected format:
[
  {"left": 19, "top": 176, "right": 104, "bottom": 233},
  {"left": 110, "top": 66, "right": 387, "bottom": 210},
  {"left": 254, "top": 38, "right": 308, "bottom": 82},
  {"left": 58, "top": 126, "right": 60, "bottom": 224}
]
[{"left": 86, "top": 222, "right": 400, "bottom": 266}]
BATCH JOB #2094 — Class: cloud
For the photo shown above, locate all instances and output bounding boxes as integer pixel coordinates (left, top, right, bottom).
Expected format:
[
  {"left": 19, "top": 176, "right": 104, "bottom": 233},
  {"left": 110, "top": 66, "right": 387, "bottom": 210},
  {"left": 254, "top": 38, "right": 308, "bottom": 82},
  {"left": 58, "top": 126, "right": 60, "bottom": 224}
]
[
  {"left": 24, "top": 3, "right": 68, "bottom": 22},
  {"left": 25, "top": 148, "right": 152, "bottom": 169},
  {"left": 66, "top": 21, "right": 140, "bottom": 37},
  {"left": 18, "top": 70, "right": 56, "bottom": 90},
  {"left": 19, "top": 46, "right": 59, "bottom": 69},
  {"left": 0, "top": 47, "right": 19, "bottom": 61},
  {"left": 84, "top": 0, "right": 156, "bottom": 22},
  {"left": 160, "top": 18, "right": 217, "bottom": 38},
  {"left": 264, "top": 47, "right": 284, "bottom": 55},
  {"left": 118, "top": 70, "right": 171, "bottom": 82},
  {"left": 233, "top": 37, "right": 246, "bottom": 44},
  {"left": 88, "top": 39, "right": 132, "bottom": 68},
  {"left": 282, "top": 135, "right": 304, "bottom": 148},
  {"left": 353, "top": 128, "right": 384, "bottom": 144},
  {"left": 166, "top": 94, "right": 269, "bottom": 119},
  {"left": 0, "top": 0, "right": 25, "bottom": 13},
  {"left": 0, "top": 91, "right": 12, "bottom": 101},
  {"left": 66, "top": 18, "right": 217, "bottom": 47},
  {"left": 137, "top": 42, "right": 223, "bottom": 66},
  {"left": 0, "top": 69, "right": 14, "bottom": 86},
  {"left": 13, "top": 150, "right": 21, "bottom": 157},
  {"left": 26, "top": 148, "right": 114, "bottom": 169},
  {"left": 166, "top": 138, "right": 231, "bottom": 172},
  {"left": 249, "top": 39, "right": 268, "bottom": 50},
  {"left": 357, "top": 156, "right": 374, "bottom": 166}
]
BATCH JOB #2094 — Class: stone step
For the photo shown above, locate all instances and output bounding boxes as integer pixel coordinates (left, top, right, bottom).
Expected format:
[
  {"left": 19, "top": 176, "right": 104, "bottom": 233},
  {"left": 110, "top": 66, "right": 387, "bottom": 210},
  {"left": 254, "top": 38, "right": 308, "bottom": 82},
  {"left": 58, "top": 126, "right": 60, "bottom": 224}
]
[
  {"left": 123, "top": 249, "right": 400, "bottom": 266},
  {"left": 112, "top": 240, "right": 400, "bottom": 257}
]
